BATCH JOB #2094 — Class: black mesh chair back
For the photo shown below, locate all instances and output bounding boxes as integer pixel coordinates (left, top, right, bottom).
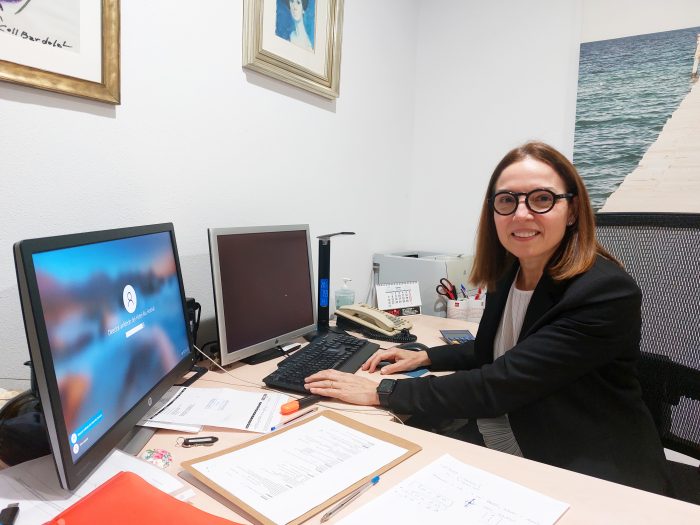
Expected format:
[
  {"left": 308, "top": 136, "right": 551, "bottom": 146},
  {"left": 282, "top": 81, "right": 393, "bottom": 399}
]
[
  {"left": 595, "top": 213, "right": 700, "bottom": 459},
  {"left": 595, "top": 213, "right": 700, "bottom": 501}
]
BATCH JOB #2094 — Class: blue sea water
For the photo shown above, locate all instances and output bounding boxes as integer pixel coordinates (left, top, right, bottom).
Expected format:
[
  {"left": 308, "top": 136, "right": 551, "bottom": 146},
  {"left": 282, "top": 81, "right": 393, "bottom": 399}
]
[{"left": 573, "top": 26, "right": 699, "bottom": 209}]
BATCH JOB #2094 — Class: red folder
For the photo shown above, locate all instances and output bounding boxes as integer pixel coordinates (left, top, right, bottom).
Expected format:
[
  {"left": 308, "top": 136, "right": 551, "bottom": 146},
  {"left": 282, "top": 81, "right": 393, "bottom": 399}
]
[{"left": 44, "top": 471, "right": 242, "bottom": 525}]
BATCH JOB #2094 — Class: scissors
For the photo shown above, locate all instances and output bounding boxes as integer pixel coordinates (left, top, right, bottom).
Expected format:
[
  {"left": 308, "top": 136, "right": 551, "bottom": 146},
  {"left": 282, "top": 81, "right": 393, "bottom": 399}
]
[{"left": 436, "top": 278, "right": 456, "bottom": 300}]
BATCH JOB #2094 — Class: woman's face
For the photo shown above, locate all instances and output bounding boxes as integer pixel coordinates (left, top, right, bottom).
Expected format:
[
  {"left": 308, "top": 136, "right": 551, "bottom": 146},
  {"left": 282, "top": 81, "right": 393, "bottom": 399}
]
[
  {"left": 289, "top": 0, "right": 304, "bottom": 22},
  {"left": 492, "top": 157, "right": 572, "bottom": 273}
]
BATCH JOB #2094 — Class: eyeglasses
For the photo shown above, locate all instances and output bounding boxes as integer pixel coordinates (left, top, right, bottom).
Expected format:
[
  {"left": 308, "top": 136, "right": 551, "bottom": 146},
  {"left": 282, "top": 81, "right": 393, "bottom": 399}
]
[{"left": 489, "top": 188, "right": 575, "bottom": 215}]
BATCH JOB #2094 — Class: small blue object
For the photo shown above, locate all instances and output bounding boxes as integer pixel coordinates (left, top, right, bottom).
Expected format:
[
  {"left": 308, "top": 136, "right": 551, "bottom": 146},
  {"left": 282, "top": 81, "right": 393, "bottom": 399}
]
[
  {"left": 319, "top": 278, "right": 329, "bottom": 307},
  {"left": 403, "top": 368, "right": 429, "bottom": 377}
]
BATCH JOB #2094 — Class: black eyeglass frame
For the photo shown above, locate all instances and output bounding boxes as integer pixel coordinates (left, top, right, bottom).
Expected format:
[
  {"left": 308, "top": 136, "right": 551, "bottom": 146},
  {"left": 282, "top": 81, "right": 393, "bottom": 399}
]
[{"left": 489, "top": 188, "right": 576, "bottom": 216}]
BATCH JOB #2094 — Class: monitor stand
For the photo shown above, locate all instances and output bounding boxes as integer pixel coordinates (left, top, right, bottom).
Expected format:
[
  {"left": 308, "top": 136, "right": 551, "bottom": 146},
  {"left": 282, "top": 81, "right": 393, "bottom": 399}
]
[
  {"left": 176, "top": 364, "right": 207, "bottom": 387},
  {"left": 242, "top": 346, "right": 286, "bottom": 365},
  {"left": 303, "top": 325, "right": 328, "bottom": 342},
  {"left": 117, "top": 425, "right": 157, "bottom": 455},
  {"left": 119, "top": 371, "right": 195, "bottom": 455},
  {"left": 304, "top": 322, "right": 349, "bottom": 342}
]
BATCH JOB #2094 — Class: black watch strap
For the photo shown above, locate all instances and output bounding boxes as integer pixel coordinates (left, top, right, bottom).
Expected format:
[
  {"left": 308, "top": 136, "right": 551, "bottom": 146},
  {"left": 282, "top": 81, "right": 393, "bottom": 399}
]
[{"left": 376, "top": 379, "right": 397, "bottom": 408}]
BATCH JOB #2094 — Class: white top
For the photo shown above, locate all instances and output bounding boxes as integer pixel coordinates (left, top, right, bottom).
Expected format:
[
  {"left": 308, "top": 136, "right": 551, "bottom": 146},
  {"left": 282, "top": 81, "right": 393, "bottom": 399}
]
[{"left": 477, "top": 279, "right": 534, "bottom": 456}]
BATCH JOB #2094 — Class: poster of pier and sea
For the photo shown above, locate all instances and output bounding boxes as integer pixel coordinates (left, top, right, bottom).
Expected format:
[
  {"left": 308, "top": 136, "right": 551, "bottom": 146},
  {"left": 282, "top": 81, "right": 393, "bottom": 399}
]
[{"left": 574, "top": 23, "right": 700, "bottom": 210}]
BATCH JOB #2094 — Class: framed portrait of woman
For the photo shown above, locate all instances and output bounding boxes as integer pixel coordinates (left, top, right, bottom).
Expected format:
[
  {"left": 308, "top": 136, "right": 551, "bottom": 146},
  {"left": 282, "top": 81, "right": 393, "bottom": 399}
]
[
  {"left": 243, "top": 0, "right": 344, "bottom": 99},
  {"left": 0, "top": 0, "right": 119, "bottom": 104}
]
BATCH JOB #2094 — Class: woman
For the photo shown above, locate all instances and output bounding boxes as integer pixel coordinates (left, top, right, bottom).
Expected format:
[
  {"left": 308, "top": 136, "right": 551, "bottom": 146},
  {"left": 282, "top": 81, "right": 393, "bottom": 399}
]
[
  {"left": 305, "top": 141, "right": 672, "bottom": 495},
  {"left": 288, "top": 0, "right": 313, "bottom": 51}
]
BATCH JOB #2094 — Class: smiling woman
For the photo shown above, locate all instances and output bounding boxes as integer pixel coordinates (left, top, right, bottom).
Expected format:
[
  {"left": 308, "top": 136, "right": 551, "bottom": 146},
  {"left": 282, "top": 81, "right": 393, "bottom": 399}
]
[{"left": 305, "top": 142, "right": 675, "bottom": 498}]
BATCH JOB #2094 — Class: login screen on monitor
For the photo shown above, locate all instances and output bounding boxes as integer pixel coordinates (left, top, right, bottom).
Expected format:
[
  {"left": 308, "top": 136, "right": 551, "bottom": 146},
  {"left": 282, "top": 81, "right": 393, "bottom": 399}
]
[{"left": 31, "top": 231, "right": 191, "bottom": 462}]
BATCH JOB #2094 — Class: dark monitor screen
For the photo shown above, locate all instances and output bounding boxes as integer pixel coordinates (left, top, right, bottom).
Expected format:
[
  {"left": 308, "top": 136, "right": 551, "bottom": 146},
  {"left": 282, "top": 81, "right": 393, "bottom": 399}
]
[
  {"left": 14, "top": 223, "right": 193, "bottom": 489},
  {"left": 209, "top": 225, "right": 316, "bottom": 366}
]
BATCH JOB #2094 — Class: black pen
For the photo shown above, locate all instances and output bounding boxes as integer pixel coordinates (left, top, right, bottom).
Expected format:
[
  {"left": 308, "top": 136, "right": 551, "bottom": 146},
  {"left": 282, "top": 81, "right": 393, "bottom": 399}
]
[{"left": 0, "top": 503, "right": 19, "bottom": 525}]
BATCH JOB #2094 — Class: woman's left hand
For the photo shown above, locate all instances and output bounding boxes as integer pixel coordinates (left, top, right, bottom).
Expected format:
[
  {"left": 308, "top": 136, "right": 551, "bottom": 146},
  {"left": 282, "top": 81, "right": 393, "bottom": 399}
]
[{"left": 304, "top": 370, "right": 380, "bottom": 406}]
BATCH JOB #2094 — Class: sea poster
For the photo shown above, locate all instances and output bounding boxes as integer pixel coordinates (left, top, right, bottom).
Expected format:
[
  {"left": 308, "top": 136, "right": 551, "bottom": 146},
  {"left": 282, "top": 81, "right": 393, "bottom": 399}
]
[{"left": 574, "top": 25, "right": 700, "bottom": 211}]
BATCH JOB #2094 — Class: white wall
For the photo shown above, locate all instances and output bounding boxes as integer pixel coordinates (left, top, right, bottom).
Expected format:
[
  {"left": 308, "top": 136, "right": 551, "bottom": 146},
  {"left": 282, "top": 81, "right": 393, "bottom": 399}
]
[
  {"left": 409, "top": 0, "right": 582, "bottom": 254},
  {"left": 0, "top": 0, "right": 581, "bottom": 390},
  {"left": 582, "top": 0, "right": 700, "bottom": 42}
]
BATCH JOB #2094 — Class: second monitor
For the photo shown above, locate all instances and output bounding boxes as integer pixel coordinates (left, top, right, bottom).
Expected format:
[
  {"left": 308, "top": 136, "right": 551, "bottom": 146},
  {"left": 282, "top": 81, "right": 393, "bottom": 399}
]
[{"left": 208, "top": 225, "right": 317, "bottom": 366}]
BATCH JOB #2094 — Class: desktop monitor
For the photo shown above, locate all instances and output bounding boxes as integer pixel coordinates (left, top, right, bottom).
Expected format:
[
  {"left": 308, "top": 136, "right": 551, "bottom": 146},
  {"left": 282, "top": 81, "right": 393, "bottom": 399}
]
[
  {"left": 208, "top": 224, "right": 317, "bottom": 366},
  {"left": 14, "top": 223, "right": 194, "bottom": 490}
]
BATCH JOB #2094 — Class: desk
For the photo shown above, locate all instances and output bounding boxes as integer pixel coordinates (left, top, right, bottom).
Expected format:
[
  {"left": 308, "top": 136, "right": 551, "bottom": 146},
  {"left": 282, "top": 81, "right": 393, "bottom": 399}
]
[{"left": 142, "top": 316, "right": 700, "bottom": 524}]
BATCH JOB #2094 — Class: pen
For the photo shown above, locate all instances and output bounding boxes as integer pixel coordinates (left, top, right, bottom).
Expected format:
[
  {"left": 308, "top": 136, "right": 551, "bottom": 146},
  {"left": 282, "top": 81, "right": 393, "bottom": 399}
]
[
  {"left": 460, "top": 284, "right": 467, "bottom": 298},
  {"left": 280, "top": 394, "right": 322, "bottom": 415},
  {"left": 0, "top": 503, "right": 19, "bottom": 525},
  {"left": 320, "top": 476, "right": 379, "bottom": 523},
  {"left": 271, "top": 406, "right": 318, "bottom": 431}
]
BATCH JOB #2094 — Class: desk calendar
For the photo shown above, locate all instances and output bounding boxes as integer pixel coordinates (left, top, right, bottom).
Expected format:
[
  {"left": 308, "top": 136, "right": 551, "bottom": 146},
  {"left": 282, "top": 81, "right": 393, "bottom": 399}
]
[{"left": 376, "top": 281, "right": 421, "bottom": 311}]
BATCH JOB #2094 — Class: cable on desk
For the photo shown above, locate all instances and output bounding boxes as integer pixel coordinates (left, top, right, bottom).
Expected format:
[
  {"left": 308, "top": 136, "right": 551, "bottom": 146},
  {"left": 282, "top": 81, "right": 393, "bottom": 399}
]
[
  {"left": 193, "top": 345, "right": 404, "bottom": 423},
  {"left": 193, "top": 344, "right": 300, "bottom": 398}
]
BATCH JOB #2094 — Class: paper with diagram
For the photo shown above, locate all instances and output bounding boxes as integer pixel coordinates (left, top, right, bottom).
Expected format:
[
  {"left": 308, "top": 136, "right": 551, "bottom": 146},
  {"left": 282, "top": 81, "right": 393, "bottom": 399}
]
[{"left": 337, "top": 454, "right": 569, "bottom": 525}]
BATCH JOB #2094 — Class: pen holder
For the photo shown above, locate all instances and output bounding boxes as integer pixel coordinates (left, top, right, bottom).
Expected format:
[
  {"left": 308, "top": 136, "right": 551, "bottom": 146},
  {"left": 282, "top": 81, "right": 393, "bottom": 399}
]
[
  {"left": 446, "top": 299, "right": 469, "bottom": 320},
  {"left": 465, "top": 297, "right": 485, "bottom": 323}
]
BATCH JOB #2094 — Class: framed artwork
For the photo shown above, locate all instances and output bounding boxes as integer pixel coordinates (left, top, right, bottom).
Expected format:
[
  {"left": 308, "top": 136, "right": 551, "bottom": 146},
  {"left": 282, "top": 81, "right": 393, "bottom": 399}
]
[
  {"left": 0, "top": 0, "right": 120, "bottom": 104},
  {"left": 243, "top": 0, "right": 344, "bottom": 99}
]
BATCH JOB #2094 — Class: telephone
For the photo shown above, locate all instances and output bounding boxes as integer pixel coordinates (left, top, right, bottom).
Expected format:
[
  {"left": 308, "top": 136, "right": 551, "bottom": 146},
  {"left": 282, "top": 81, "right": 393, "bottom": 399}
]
[{"left": 335, "top": 304, "right": 417, "bottom": 342}]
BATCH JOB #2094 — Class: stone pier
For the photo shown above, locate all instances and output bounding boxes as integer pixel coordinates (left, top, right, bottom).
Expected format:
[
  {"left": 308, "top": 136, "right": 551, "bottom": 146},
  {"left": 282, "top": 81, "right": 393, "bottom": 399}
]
[{"left": 601, "top": 79, "right": 700, "bottom": 212}]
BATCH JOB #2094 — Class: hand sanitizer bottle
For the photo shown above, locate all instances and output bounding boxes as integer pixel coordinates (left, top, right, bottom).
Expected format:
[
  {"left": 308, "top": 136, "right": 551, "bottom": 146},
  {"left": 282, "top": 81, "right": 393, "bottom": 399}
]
[{"left": 335, "top": 278, "right": 355, "bottom": 308}]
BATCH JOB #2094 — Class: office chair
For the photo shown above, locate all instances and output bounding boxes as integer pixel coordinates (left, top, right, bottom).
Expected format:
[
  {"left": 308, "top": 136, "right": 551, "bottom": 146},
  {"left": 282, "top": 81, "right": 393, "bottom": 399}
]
[{"left": 595, "top": 212, "right": 700, "bottom": 504}]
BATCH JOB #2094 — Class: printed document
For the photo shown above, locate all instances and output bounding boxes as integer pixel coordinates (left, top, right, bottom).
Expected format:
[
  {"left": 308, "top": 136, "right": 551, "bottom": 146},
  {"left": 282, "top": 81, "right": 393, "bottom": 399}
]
[
  {"left": 138, "top": 385, "right": 202, "bottom": 433},
  {"left": 0, "top": 449, "right": 190, "bottom": 525},
  {"left": 337, "top": 454, "right": 569, "bottom": 525},
  {"left": 145, "top": 387, "right": 288, "bottom": 433},
  {"left": 191, "top": 415, "right": 408, "bottom": 525}
]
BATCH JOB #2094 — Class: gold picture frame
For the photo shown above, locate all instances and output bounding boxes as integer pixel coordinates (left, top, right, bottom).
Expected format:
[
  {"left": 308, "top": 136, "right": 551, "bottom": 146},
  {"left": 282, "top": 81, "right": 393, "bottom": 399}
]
[
  {"left": 243, "top": 0, "right": 343, "bottom": 99},
  {"left": 0, "top": 0, "right": 120, "bottom": 104}
]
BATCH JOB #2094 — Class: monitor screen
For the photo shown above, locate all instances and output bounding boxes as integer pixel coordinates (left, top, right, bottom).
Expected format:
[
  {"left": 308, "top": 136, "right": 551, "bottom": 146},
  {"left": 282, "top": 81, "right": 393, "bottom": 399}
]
[
  {"left": 14, "top": 223, "right": 193, "bottom": 490},
  {"left": 209, "top": 225, "right": 316, "bottom": 366}
]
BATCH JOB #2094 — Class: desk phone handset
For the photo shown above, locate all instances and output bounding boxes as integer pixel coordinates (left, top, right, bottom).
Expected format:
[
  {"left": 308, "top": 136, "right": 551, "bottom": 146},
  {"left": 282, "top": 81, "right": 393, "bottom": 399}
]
[{"left": 335, "top": 304, "right": 417, "bottom": 343}]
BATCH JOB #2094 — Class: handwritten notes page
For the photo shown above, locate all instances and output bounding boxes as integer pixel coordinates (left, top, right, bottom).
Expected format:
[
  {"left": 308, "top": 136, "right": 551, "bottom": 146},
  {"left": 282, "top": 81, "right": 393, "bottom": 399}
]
[
  {"left": 146, "top": 387, "right": 288, "bottom": 433},
  {"left": 191, "top": 415, "right": 408, "bottom": 525},
  {"left": 337, "top": 454, "right": 569, "bottom": 525}
]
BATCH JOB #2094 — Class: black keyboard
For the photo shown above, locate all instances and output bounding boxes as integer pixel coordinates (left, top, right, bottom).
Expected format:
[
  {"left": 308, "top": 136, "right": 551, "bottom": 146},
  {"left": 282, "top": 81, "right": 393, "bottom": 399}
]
[{"left": 262, "top": 332, "right": 379, "bottom": 394}]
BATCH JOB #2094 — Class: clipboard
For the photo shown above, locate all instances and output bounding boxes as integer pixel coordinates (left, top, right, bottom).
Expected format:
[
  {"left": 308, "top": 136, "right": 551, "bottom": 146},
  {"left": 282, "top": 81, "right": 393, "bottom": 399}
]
[{"left": 181, "top": 410, "right": 421, "bottom": 525}]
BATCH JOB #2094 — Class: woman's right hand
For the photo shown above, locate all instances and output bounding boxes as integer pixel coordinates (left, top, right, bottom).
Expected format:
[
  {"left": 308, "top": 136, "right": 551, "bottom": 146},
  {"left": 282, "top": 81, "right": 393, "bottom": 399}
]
[{"left": 362, "top": 348, "right": 431, "bottom": 375}]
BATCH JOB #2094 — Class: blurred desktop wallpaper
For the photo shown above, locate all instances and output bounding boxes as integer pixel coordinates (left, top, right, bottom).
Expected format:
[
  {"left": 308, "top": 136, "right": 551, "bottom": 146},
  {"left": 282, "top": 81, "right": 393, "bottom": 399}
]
[{"left": 33, "top": 232, "right": 190, "bottom": 460}]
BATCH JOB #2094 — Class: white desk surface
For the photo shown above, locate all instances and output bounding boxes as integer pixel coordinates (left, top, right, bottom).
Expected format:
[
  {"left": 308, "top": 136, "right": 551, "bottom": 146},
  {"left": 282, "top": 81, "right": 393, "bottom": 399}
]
[{"left": 142, "top": 315, "right": 700, "bottom": 524}]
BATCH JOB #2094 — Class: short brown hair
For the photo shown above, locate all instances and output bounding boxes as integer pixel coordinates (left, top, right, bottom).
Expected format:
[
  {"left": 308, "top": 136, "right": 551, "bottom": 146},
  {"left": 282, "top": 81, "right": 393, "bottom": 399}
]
[{"left": 469, "top": 141, "right": 618, "bottom": 290}]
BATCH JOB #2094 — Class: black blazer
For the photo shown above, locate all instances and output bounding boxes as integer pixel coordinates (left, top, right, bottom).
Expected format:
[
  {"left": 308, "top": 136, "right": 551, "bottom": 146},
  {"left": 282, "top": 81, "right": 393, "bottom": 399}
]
[{"left": 388, "top": 255, "right": 672, "bottom": 495}]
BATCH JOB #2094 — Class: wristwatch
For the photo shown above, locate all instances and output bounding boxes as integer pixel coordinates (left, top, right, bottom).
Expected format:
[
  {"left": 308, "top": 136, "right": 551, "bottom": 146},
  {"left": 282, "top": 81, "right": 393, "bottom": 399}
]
[{"left": 376, "top": 379, "right": 397, "bottom": 408}]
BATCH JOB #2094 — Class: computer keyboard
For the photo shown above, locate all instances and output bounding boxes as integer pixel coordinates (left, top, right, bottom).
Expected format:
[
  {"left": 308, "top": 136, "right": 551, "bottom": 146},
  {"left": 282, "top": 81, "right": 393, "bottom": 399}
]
[{"left": 262, "top": 331, "right": 380, "bottom": 394}]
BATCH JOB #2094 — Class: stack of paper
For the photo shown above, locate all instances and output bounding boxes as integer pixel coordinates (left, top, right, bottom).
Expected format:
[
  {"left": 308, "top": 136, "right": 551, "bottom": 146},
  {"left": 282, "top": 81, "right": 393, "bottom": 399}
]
[{"left": 143, "top": 387, "right": 289, "bottom": 434}]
